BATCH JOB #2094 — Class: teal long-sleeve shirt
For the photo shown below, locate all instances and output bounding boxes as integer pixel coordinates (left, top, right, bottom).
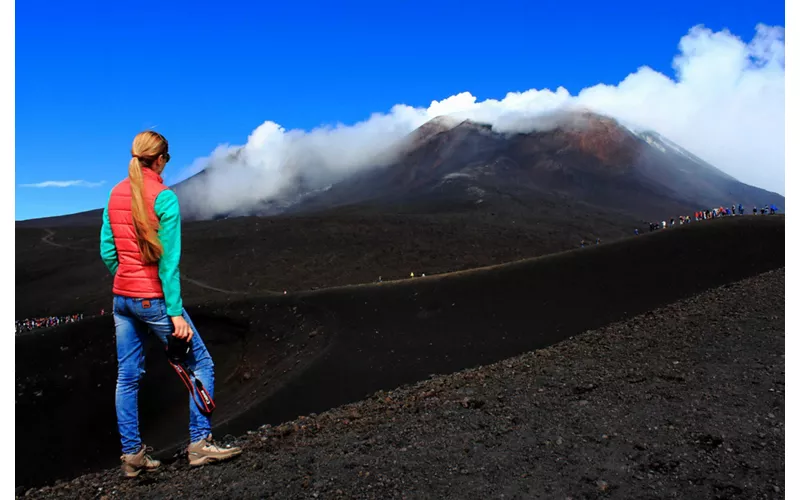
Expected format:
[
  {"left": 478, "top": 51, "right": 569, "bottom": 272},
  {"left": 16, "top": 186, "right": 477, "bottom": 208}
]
[{"left": 100, "top": 190, "right": 184, "bottom": 316}]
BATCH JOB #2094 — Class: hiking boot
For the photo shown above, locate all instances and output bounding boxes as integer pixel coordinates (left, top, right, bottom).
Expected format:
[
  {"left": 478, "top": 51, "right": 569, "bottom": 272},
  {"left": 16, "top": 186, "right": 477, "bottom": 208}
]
[
  {"left": 120, "top": 446, "right": 161, "bottom": 478},
  {"left": 187, "top": 434, "right": 242, "bottom": 467}
]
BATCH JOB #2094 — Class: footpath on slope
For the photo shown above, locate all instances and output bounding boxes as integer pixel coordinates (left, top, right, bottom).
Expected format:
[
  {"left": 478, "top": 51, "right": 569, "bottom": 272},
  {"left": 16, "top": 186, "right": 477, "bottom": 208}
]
[
  {"left": 39, "top": 228, "right": 246, "bottom": 296},
  {"left": 21, "top": 268, "right": 785, "bottom": 500}
]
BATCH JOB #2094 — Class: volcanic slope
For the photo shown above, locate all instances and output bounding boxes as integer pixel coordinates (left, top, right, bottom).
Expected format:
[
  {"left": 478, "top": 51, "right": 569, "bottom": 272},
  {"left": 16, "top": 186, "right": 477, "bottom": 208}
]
[
  {"left": 15, "top": 206, "right": 643, "bottom": 320},
  {"left": 19, "top": 268, "right": 784, "bottom": 499},
  {"left": 15, "top": 216, "right": 784, "bottom": 489}
]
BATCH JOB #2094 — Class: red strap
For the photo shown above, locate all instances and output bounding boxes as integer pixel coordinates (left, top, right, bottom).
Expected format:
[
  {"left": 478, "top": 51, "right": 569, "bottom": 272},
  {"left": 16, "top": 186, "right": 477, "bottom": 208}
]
[{"left": 168, "top": 359, "right": 216, "bottom": 415}]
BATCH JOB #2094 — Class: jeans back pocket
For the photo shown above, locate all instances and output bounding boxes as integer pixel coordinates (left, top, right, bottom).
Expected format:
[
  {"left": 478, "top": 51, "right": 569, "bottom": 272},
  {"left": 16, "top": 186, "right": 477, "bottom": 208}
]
[{"left": 136, "top": 298, "right": 167, "bottom": 322}]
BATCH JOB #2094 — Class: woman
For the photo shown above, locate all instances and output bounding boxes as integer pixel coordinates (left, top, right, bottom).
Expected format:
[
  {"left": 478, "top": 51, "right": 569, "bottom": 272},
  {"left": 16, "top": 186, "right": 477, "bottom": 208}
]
[{"left": 100, "top": 131, "right": 241, "bottom": 477}]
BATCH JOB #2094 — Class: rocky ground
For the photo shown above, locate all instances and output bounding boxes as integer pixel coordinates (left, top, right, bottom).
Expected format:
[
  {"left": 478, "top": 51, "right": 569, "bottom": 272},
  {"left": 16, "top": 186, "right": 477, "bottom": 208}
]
[{"left": 20, "top": 268, "right": 785, "bottom": 499}]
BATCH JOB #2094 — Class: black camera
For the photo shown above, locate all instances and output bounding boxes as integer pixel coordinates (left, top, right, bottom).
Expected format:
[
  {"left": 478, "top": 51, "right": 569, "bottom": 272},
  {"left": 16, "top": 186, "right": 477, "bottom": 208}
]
[{"left": 166, "top": 335, "right": 190, "bottom": 364}]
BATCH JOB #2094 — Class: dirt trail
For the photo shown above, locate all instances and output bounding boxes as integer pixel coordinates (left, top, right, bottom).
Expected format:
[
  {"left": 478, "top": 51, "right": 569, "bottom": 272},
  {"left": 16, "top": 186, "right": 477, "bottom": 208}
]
[
  {"left": 183, "top": 277, "right": 246, "bottom": 295},
  {"left": 40, "top": 228, "right": 246, "bottom": 296},
  {"left": 40, "top": 228, "right": 68, "bottom": 249},
  {"left": 40, "top": 228, "right": 98, "bottom": 252}
]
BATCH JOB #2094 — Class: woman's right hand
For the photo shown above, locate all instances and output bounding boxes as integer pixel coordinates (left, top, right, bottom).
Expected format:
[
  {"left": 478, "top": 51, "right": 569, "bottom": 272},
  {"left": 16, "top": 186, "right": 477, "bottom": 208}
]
[{"left": 171, "top": 315, "right": 194, "bottom": 342}]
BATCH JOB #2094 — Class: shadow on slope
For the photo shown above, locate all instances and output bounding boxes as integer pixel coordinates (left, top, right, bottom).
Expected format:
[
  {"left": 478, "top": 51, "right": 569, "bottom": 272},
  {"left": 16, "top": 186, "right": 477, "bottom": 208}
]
[{"left": 15, "top": 216, "right": 784, "bottom": 488}]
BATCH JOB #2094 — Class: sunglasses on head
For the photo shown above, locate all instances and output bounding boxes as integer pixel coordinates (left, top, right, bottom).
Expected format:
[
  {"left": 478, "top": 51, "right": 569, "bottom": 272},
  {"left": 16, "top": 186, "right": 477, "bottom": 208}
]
[{"left": 162, "top": 152, "right": 171, "bottom": 163}]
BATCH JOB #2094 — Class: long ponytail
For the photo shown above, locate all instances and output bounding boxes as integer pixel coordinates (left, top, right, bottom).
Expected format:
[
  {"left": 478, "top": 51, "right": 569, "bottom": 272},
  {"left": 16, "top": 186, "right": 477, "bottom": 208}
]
[{"left": 128, "top": 131, "right": 168, "bottom": 264}]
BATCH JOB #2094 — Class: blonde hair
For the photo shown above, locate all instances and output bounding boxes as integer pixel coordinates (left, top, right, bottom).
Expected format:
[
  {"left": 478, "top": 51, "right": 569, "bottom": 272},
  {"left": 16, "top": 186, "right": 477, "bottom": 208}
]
[{"left": 129, "top": 131, "right": 169, "bottom": 264}]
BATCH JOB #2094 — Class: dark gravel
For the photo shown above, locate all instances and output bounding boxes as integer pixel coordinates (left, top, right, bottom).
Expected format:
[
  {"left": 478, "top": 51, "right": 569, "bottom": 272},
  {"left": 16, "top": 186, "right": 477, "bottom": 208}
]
[{"left": 21, "top": 268, "right": 785, "bottom": 499}]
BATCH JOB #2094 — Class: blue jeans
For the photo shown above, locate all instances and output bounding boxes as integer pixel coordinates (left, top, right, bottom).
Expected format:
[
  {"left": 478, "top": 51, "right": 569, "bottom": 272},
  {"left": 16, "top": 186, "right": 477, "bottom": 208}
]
[{"left": 113, "top": 295, "right": 215, "bottom": 454}]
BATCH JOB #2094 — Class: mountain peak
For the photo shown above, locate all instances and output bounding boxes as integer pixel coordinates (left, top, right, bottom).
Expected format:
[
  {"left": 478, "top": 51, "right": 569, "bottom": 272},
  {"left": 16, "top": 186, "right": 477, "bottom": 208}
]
[{"left": 410, "top": 115, "right": 463, "bottom": 145}]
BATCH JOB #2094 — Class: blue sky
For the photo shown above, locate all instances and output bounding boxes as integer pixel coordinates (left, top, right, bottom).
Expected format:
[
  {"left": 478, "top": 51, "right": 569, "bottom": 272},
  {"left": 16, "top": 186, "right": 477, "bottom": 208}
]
[{"left": 15, "top": 0, "right": 785, "bottom": 220}]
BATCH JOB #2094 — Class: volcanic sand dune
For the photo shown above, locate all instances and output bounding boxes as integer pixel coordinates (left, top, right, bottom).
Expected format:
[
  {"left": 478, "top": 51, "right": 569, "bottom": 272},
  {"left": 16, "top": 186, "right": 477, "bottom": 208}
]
[{"left": 15, "top": 216, "right": 783, "bottom": 489}]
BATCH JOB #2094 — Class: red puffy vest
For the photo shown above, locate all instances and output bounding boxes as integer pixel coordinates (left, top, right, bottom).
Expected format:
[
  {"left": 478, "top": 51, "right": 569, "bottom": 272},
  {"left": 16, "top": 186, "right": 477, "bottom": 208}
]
[{"left": 108, "top": 167, "right": 169, "bottom": 298}]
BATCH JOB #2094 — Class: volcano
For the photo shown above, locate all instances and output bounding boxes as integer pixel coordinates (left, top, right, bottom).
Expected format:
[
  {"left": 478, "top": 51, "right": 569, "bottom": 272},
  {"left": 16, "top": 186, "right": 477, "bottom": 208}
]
[
  {"left": 17, "top": 111, "right": 783, "bottom": 228},
  {"left": 269, "top": 111, "right": 781, "bottom": 221}
]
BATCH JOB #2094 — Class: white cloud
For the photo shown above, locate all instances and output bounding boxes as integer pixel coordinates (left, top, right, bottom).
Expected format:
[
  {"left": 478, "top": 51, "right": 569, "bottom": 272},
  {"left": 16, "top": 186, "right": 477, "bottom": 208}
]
[
  {"left": 20, "top": 180, "right": 106, "bottom": 188},
  {"left": 176, "top": 23, "right": 784, "bottom": 219}
]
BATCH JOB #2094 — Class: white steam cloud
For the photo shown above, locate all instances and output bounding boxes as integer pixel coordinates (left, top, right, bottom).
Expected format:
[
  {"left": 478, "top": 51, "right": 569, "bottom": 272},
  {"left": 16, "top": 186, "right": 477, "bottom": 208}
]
[{"left": 177, "top": 24, "right": 784, "bottom": 218}]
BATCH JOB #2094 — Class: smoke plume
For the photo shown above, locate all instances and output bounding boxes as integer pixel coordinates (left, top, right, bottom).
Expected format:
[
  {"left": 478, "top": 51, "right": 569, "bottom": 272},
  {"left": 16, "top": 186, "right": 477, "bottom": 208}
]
[{"left": 176, "top": 24, "right": 784, "bottom": 219}]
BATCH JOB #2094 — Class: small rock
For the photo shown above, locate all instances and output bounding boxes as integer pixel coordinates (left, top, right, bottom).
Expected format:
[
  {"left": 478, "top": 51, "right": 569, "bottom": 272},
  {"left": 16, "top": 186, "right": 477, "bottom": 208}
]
[
  {"left": 461, "top": 397, "right": 485, "bottom": 409},
  {"left": 556, "top": 437, "right": 563, "bottom": 445},
  {"left": 597, "top": 480, "right": 609, "bottom": 491}
]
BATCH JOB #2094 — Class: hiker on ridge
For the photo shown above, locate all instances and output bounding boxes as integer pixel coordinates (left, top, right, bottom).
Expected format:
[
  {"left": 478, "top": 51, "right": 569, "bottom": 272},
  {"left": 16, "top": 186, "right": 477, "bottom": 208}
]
[{"left": 100, "top": 131, "right": 241, "bottom": 478}]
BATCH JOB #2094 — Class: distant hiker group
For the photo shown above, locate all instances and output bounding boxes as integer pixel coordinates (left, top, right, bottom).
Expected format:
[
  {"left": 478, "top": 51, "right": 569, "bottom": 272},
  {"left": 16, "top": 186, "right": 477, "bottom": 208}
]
[
  {"left": 15, "top": 313, "right": 84, "bottom": 334},
  {"left": 643, "top": 202, "right": 780, "bottom": 235},
  {"left": 375, "top": 272, "right": 428, "bottom": 283},
  {"left": 580, "top": 201, "right": 780, "bottom": 248},
  {"left": 15, "top": 308, "right": 110, "bottom": 334}
]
